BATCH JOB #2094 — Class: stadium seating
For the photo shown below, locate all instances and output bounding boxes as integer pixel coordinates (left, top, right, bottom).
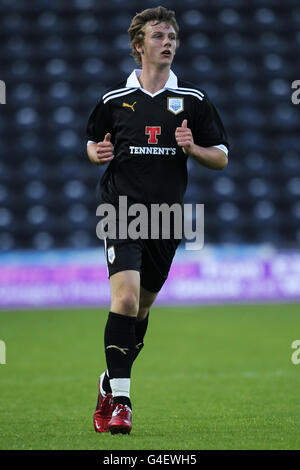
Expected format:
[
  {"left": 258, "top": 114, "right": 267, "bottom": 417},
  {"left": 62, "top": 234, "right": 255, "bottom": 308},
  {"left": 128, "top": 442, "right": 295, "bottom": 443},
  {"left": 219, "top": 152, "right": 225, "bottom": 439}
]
[{"left": 0, "top": 0, "right": 299, "bottom": 249}]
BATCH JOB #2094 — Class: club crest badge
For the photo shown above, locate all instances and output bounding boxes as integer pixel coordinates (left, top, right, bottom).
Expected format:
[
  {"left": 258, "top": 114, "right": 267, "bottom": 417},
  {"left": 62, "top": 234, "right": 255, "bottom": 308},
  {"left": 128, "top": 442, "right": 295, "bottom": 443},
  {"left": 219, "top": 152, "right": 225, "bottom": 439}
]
[
  {"left": 167, "top": 97, "right": 184, "bottom": 115},
  {"left": 107, "top": 246, "right": 115, "bottom": 264}
]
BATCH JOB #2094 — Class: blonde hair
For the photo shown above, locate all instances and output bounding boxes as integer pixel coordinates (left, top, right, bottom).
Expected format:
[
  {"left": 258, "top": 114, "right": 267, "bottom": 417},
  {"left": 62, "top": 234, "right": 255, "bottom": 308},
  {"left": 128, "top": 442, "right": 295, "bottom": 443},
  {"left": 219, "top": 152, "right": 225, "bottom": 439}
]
[{"left": 128, "top": 6, "right": 179, "bottom": 66}]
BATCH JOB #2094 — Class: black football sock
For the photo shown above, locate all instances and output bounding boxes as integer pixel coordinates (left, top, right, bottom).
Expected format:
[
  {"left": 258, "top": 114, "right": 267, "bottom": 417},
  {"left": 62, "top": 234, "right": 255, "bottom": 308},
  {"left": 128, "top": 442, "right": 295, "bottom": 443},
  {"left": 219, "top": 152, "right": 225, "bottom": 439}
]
[
  {"left": 113, "top": 396, "right": 132, "bottom": 408},
  {"left": 104, "top": 311, "right": 136, "bottom": 405},
  {"left": 133, "top": 311, "right": 149, "bottom": 362},
  {"left": 102, "top": 312, "right": 149, "bottom": 394}
]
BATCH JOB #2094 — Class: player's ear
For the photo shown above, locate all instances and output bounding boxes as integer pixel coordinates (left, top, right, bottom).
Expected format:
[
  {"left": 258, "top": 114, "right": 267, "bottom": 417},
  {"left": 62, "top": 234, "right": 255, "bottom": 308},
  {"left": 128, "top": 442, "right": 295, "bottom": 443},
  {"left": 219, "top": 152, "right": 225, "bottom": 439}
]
[{"left": 135, "top": 42, "right": 144, "bottom": 54}]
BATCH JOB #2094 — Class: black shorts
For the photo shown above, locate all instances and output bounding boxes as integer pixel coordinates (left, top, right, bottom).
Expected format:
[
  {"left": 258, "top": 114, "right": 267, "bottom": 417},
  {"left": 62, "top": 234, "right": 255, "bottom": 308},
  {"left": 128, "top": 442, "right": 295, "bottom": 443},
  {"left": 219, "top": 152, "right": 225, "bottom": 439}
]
[{"left": 104, "top": 236, "right": 181, "bottom": 293}]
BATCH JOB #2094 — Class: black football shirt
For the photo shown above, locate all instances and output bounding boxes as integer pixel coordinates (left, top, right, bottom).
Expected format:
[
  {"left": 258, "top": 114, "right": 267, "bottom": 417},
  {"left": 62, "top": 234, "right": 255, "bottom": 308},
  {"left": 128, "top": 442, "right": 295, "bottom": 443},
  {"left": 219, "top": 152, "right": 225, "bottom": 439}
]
[{"left": 86, "top": 69, "right": 229, "bottom": 207}]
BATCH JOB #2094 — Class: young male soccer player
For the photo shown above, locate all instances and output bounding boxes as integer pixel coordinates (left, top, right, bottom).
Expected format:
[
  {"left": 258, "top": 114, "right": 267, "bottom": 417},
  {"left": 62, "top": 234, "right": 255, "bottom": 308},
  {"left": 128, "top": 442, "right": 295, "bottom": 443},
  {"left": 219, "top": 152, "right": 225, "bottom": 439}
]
[{"left": 86, "top": 6, "right": 229, "bottom": 435}]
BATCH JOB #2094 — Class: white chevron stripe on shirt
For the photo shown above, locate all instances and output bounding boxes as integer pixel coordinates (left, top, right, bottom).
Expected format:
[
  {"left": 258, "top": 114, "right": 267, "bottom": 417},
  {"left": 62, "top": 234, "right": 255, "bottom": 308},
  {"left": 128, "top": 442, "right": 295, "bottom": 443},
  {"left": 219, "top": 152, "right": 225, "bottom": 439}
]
[
  {"left": 176, "top": 86, "right": 204, "bottom": 98},
  {"left": 168, "top": 88, "right": 204, "bottom": 101},
  {"left": 103, "top": 88, "right": 138, "bottom": 104},
  {"left": 102, "top": 86, "right": 133, "bottom": 101}
]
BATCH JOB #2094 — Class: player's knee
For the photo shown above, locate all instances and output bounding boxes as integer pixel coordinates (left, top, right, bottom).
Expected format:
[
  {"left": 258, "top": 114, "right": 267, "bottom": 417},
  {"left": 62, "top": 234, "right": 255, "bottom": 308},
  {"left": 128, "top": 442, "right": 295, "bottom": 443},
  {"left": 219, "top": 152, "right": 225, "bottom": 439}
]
[{"left": 113, "top": 291, "right": 139, "bottom": 316}]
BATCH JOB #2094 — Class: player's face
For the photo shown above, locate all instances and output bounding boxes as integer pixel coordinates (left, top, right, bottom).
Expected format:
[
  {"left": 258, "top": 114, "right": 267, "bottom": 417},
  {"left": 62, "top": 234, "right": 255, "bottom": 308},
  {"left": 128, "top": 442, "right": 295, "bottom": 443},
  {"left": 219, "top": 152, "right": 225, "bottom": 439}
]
[{"left": 137, "top": 21, "right": 177, "bottom": 67}]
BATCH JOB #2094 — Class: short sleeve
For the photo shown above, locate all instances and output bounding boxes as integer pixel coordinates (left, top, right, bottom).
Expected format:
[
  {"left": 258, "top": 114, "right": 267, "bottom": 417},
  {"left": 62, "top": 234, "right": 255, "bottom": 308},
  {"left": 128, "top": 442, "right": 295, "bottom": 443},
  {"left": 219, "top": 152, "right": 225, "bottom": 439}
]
[
  {"left": 193, "top": 94, "right": 229, "bottom": 150},
  {"left": 86, "top": 99, "right": 113, "bottom": 143}
]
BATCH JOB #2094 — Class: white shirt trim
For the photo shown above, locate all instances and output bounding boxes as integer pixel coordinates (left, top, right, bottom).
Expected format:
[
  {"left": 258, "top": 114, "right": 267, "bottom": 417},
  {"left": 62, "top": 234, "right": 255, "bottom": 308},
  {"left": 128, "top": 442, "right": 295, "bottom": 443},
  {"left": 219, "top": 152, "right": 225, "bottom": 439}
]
[
  {"left": 103, "top": 88, "right": 138, "bottom": 104},
  {"left": 213, "top": 144, "right": 228, "bottom": 156},
  {"left": 125, "top": 69, "right": 178, "bottom": 98}
]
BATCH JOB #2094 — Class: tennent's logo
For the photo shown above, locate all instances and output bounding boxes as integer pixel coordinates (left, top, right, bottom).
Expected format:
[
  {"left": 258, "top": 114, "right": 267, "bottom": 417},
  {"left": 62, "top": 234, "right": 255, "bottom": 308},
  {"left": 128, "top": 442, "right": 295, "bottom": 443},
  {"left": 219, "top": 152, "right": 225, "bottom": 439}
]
[
  {"left": 0, "top": 80, "right": 6, "bottom": 104},
  {"left": 145, "top": 126, "right": 161, "bottom": 144}
]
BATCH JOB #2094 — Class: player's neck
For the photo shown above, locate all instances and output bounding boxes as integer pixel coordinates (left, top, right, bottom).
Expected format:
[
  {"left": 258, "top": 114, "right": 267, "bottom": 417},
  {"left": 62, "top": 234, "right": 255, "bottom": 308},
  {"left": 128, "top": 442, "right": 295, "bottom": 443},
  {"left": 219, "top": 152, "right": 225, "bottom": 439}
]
[{"left": 138, "top": 65, "right": 171, "bottom": 94}]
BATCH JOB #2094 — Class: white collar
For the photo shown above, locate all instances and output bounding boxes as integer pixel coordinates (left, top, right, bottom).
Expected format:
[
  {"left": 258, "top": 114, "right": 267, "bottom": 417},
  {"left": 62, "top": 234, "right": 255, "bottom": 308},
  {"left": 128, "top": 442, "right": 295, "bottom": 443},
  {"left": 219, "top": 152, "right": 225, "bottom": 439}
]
[{"left": 126, "top": 69, "right": 178, "bottom": 97}]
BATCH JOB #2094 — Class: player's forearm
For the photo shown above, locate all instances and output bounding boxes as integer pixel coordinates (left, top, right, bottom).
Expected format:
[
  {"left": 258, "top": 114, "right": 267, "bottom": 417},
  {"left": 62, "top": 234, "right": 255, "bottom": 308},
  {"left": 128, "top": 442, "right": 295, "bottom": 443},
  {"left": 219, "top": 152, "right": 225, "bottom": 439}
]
[{"left": 188, "top": 144, "right": 228, "bottom": 170}]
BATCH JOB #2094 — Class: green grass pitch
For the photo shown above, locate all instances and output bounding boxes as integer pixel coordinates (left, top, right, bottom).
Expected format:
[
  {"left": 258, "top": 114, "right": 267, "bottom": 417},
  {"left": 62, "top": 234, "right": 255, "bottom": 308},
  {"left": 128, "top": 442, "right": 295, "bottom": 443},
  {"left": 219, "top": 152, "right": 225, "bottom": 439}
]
[{"left": 0, "top": 303, "right": 300, "bottom": 450}]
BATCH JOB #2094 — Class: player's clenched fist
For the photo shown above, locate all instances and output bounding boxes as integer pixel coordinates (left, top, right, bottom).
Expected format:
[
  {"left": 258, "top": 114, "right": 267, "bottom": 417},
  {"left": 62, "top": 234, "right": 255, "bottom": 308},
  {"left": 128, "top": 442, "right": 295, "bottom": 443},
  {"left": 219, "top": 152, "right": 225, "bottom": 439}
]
[
  {"left": 88, "top": 133, "right": 114, "bottom": 165},
  {"left": 175, "top": 119, "right": 194, "bottom": 155}
]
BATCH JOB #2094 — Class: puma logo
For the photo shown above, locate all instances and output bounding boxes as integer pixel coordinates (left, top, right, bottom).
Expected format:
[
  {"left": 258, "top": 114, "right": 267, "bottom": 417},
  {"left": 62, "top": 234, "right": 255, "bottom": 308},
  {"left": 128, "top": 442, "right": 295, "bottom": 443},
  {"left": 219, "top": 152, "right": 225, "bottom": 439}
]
[
  {"left": 122, "top": 101, "right": 136, "bottom": 112},
  {"left": 106, "top": 345, "right": 129, "bottom": 355}
]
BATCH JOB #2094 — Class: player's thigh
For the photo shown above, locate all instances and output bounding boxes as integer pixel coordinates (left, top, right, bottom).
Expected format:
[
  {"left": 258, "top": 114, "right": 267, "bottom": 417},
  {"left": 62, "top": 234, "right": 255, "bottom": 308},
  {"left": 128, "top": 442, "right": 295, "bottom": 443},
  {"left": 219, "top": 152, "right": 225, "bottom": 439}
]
[
  {"left": 137, "top": 286, "right": 158, "bottom": 321},
  {"left": 110, "top": 270, "right": 140, "bottom": 317},
  {"left": 140, "top": 238, "right": 180, "bottom": 294}
]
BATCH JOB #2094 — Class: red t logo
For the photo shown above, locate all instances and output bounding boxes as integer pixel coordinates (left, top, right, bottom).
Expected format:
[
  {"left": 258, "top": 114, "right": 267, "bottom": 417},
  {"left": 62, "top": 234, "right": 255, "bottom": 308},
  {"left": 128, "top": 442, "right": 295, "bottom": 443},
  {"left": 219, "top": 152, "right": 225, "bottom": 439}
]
[{"left": 145, "top": 126, "right": 161, "bottom": 144}]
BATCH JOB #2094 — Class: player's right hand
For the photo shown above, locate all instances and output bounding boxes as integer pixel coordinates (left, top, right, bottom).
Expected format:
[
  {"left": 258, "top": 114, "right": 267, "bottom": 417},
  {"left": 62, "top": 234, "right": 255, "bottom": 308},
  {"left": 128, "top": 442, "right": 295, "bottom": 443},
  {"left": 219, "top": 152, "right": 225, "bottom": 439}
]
[{"left": 91, "top": 133, "right": 114, "bottom": 165}]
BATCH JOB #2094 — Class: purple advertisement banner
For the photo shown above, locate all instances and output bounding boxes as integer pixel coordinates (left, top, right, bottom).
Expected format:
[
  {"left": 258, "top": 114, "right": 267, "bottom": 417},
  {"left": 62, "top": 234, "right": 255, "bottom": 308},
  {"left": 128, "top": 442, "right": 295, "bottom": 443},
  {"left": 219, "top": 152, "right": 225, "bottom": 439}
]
[{"left": 0, "top": 246, "right": 299, "bottom": 309}]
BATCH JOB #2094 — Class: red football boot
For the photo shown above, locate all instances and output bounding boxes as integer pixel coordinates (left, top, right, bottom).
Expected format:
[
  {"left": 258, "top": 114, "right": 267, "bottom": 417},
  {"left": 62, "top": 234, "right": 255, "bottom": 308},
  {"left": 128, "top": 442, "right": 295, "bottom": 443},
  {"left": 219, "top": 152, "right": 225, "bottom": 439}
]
[
  {"left": 108, "top": 403, "right": 132, "bottom": 435},
  {"left": 93, "top": 372, "right": 113, "bottom": 433}
]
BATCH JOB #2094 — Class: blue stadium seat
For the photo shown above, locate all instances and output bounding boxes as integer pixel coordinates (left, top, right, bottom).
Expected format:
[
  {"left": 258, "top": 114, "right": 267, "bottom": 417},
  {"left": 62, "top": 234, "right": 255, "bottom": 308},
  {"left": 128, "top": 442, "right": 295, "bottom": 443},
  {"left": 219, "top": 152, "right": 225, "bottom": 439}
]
[
  {"left": 223, "top": 32, "right": 255, "bottom": 55},
  {"left": 252, "top": 200, "right": 278, "bottom": 226},
  {"left": 0, "top": 233, "right": 15, "bottom": 250},
  {"left": 213, "top": 176, "right": 238, "bottom": 201},
  {"left": 36, "top": 12, "right": 64, "bottom": 34},
  {"left": 67, "top": 230, "right": 94, "bottom": 248},
  {"left": 279, "top": 151, "right": 300, "bottom": 176},
  {"left": 192, "top": 55, "right": 221, "bottom": 80},
  {"left": 248, "top": 178, "right": 271, "bottom": 199},
  {"left": 291, "top": 201, "right": 300, "bottom": 220},
  {"left": 81, "top": 57, "right": 105, "bottom": 78},
  {"left": 3, "top": 36, "right": 33, "bottom": 60},
  {"left": 73, "top": 0, "right": 97, "bottom": 10},
  {"left": 15, "top": 107, "right": 39, "bottom": 131},
  {"left": 258, "top": 31, "right": 289, "bottom": 53},
  {"left": 238, "top": 132, "right": 269, "bottom": 152},
  {"left": 244, "top": 153, "right": 272, "bottom": 177},
  {"left": 219, "top": 8, "right": 243, "bottom": 29},
  {"left": 0, "top": 207, "right": 13, "bottom": 230},
  {"left": 0, "top": 13, "right": 28, "bottom": 34},
  {"left": 47, "top": 81, "right": 77, "bottom": 106},
  {"left": 290, "top": 6, "right": 300, "bottom": 26},
  {"left": 235, "top": 107, "right": 266, "bottom": 129},
  {"left": 268, "top": 78, "right": 291, "bottom": 100},
  {"left": 181, "top": 9, "right": 205, "bottom": 26},
  {"left": 0, "top": 163, "right": 11, "bottom": 184},
  {"left": 11, "top": 83, "right": 40, "bottom": 106},
  {"left": 78, "top": 35, "right": 107, "bottom": 57},
  {"left": 8, "top": 60, "right": 36, "bottom": 82},
  {"left": 227, "top": 56, "right": 257, "bottom": 79},
  {"left": 232, "top": 80, "right": 262, "bottom": 104},
  {"left": 32, "top": 231, "right": 54, "bottom": 250},
  {"left": 63, "top": 180, "right": 92, "bottom": 205},
  {"left": 271, "top": 104, "right": 299, "bottom": 130},
  {"left": 55, "top": 129, "right": 81, "bottom": 152},
  {"left": 26, "top": 205, "right": 50, "bottom": 227},
  {"left": 75, "top": 13, "right": 101, "bottom": 34},
  {"left": 187, "top": 33, "right": 213, "bottom": 54},
  {"left": 24, "top": 181, "right": 50, "bottom": 206},
  {"left": 45, "top": 58, "right": 72, "bottom": 80},
  {"left": 40, "top": 35, "right": 71, "bottom": 59},
  {"left": 287, "top": 177, "right": 300, "bottom": 197}
]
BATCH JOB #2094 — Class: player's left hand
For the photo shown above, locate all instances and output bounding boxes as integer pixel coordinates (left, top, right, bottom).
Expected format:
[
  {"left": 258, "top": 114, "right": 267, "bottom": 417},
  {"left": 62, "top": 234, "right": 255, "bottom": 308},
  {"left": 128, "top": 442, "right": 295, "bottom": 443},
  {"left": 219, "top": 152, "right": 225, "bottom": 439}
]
[{"left": 175, "top": 119, "right": 194, "bottom": 155}]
